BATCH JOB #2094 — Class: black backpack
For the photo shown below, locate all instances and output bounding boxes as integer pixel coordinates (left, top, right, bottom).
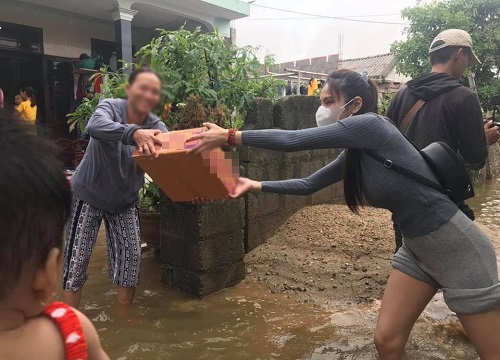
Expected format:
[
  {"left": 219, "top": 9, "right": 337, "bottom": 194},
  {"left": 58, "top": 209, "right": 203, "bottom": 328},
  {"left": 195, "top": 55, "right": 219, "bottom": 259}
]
[
  {"left": 366, "top": 141, "right": 474, "bottom": 203},
  {"left": 366, "top": 99, "right": 474, "bottom": 204}
]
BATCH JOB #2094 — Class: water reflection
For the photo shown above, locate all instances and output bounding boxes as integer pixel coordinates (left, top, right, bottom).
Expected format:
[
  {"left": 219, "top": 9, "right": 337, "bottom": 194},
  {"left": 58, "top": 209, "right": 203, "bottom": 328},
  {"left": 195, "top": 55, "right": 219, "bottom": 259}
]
[{"left": 65, "top": 237, "right": 340, "bottom": 360}]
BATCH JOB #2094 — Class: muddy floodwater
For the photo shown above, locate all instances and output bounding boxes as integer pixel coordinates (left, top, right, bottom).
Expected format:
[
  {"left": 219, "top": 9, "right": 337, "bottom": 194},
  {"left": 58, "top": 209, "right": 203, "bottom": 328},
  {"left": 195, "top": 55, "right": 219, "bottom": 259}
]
[
  {"left": 468, "top": 178, "right": 500, "bottom": 232},
  {"left": 63, "top": 179, "right": 500, "bottom": 360}
]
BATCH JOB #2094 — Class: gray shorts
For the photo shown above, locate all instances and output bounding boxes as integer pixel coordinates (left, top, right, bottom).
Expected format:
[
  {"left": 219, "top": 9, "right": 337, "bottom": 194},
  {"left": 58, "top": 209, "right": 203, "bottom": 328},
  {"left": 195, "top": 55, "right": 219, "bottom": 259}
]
[{"left": 393, "top": 210, "right": 500, "bottom": 314}]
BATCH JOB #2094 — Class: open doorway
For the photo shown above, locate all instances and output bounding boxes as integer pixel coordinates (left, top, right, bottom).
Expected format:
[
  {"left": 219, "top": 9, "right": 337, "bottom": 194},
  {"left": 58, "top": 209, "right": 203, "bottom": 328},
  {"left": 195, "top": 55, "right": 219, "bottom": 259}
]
[
  {"left": 43, "top": 56, "right": 75, "bottom": 140},
  {"left": 0, "top": 49, "right": 44, "bottom": 117},
  {"left": 0, "top": 21, "right": 44, "bottom": 126}
]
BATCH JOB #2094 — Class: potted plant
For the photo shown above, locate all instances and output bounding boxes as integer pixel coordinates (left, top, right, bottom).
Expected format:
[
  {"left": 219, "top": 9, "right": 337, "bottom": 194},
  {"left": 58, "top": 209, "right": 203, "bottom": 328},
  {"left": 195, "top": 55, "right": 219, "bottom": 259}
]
[{"left": 139, "top": 179, "right": 162, "bottom": 251}]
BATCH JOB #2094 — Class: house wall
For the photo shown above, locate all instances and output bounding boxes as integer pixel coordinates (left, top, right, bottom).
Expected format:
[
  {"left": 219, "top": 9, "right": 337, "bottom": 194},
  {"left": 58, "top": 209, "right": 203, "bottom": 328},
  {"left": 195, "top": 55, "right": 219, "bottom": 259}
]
[{"left": 0, "top": 1, "right": 152, "bottom": 58}]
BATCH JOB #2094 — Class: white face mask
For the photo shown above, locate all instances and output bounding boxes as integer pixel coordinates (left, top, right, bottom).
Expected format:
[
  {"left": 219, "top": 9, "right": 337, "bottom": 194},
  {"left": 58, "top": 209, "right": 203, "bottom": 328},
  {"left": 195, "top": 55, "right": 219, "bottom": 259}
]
[{"left": 315, "top": 98, "right": 355, "bottom": 127}]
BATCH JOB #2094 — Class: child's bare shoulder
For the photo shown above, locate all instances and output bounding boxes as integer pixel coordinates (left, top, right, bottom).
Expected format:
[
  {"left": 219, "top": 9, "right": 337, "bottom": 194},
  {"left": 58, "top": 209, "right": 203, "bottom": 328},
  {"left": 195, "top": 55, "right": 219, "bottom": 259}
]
[
  {"left": 73, "top": 308, "right": 110, "bottom": 360},
  {"left": 0, "top": 316, "right": 65, "bottom": 360}
]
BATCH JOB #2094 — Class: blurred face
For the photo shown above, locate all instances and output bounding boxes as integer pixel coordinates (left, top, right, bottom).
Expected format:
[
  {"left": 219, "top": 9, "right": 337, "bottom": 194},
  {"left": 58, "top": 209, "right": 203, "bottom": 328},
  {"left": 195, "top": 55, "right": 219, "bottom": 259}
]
[
  {"left": 20, "top": 91, "right": 28, "bottom": 101},
  {"left": 15, "top": 95, "right": 22, "bottom": 105},
  {"left": 126, "top": 72, "right": 161, "bottom": 114}
]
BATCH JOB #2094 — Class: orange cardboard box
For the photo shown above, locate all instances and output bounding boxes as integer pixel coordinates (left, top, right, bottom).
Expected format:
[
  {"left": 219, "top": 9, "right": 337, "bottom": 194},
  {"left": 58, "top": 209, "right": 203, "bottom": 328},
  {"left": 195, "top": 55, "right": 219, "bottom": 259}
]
[{"left": 132, "top": 128, "right": 238, "bottom": 202}]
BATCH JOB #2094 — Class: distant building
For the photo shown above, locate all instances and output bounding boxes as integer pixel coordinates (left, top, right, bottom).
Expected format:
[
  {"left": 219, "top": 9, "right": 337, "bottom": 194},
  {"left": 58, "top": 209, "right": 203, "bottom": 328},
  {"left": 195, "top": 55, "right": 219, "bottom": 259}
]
[
  {"left": 339, "top": 53, "right": 409, "bottom": 93},
  {"left": 270, "top": 54, "right": 339, "bottom": 75},
  {"left": 270, "top": 53, "right": 408, "bottom": 95}
]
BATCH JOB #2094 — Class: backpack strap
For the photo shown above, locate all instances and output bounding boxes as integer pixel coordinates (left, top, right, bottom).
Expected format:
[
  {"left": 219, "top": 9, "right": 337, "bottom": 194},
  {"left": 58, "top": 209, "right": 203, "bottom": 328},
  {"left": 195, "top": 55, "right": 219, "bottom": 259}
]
[
  {"left": 399, "top": 99, "right": 426, "bottom": 133},
  {"left": 364, "top": 150, "right": 449, "bottom": 196}
]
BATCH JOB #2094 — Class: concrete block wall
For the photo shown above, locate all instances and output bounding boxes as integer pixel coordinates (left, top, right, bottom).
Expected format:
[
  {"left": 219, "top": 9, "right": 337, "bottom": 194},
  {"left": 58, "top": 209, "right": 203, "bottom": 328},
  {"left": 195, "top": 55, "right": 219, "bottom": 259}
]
[
  {"left": 240, "top": 96, "right": 344, "bottom": 251},
  {"left": 160, "top": 96, "right": 345, "bottom": 296},
  {"left": 160, "top": 197, "right": 245, "bottom": 297},
  {"left": 269, "top": 55, "right": 340, "bottom": 75}
]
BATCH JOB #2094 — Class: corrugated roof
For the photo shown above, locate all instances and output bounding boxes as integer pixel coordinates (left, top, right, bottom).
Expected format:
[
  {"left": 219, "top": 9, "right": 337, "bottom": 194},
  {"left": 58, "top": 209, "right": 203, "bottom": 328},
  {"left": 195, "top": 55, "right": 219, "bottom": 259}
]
[{"left": 339, "top": 53, "right": 395, "bottom": 79}]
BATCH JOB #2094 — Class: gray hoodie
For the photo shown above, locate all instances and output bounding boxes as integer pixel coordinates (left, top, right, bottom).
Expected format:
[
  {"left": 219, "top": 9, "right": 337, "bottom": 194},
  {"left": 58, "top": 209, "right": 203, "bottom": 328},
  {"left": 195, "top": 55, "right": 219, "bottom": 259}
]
[{"left": 71, "top": 98, "right": 168, "bottom": 213}]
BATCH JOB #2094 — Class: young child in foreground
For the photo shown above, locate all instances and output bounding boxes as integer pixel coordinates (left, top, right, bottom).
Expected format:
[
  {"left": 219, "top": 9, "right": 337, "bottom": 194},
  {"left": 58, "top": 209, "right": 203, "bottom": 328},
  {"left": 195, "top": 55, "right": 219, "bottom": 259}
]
[{"left": 0, "top": 110, "right": 109, "bottom": 360}]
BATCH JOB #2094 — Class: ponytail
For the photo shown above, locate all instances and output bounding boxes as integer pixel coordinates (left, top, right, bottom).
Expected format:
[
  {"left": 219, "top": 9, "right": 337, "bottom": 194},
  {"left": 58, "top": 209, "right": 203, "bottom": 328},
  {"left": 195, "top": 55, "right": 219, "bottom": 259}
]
[{"left": 326, "top": 69, "right": 378, "bottom": 213}]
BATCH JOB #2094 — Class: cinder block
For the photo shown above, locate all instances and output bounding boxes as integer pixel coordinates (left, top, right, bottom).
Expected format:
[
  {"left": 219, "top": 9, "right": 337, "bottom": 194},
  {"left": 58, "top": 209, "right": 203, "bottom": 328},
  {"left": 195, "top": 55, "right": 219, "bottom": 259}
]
[
  {"left": 160, "top": 196, "right": 244, "bottom": 238},
  {"left": 327, "top": 54, "right": 339, "bottom": 69},
  {"left": 246, "top": 192, "right": 283, "bottom": 217},
  {"left": 161, "top": 260, "right": 246, "bottom": 298},
  {"left": 310, "top": 56, "right": 327, "bottom": 73},
  {"left": 160, "top": 228, "right": 244, "bottom": 272},
  {"left": 198, "top": 200, "right": 244, "bottom": 238},
  {"left": 244, "top": 98, "right": 274, "bottom": 129},
  {"left": 281, "top": 61, "right": 295, "bottom": 70},
  {"left": 273, "top": 96, "right": 320, "bottom": 130},
  {"left": 245, "top": 210, "right": 294, "bottom": 251},
  {"left": 295, "top": 59, "right": 310, "bottom": 70},
  {"left": 311, "top": 186, "right": 334, "bottom": 205},
  {"left": 283, "top": 194, "right": 311, "bottom": 211}
]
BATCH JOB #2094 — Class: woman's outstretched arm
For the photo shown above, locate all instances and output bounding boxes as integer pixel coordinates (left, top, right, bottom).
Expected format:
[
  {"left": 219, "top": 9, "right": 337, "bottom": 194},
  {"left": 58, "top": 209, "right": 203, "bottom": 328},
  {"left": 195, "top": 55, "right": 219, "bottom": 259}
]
[
  {"left": 230, "top": 151, "right": 345, "bottom": 198},
  {"left": 187, "top": 113, "right": 393, "bottom": 155},
  {"left": 241, "top": 114, "right": 391, "bottom": 152}
]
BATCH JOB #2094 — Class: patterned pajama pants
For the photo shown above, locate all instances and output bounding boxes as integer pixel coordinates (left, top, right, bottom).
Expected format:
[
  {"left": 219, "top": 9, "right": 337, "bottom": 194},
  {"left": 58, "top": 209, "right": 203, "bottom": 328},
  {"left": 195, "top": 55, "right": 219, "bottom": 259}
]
[{"left": 62, "top": 194, "right": 141, "bottom": 291}]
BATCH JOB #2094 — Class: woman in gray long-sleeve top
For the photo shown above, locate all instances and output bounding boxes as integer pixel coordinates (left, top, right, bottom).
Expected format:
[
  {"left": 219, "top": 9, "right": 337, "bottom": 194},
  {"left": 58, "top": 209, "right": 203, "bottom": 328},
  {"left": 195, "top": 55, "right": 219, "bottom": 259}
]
[
  {"left": 62, "top": 68, "right": 167, "bottom": 308},
  {"left": 189, "top": 69, "right": 500, "bottom": 359}
]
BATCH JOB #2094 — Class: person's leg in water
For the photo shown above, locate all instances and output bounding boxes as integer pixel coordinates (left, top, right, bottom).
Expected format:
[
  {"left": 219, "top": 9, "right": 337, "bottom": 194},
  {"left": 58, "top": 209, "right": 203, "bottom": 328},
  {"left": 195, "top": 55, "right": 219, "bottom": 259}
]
[
  {"left": 457, "top": 309, "right": 500, "bottom": 359},
  {"left": 399, "top": 211, "right": 500, "bottom": 358},
  {"left": 62, "top": 195, "right": 104, "bottom": 308},
  {"left": 393, "top": 222, "right": 403, "bottom": 253},
  {"left": 374, "top": 269, "right": 437, "bottom": 360},
  {"left": 103, "top": 206, "right": 141, "bottom": 305}
]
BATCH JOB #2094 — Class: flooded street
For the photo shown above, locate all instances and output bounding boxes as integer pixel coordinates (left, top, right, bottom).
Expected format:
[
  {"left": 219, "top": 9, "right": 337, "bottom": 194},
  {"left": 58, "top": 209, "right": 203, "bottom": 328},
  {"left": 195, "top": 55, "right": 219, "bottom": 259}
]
[
  {"left": 468, "top": 177, "right": 500, "bottom": 232},
  {"left": 63, "top": 179, "right": 500, "bottom": 360},
  {"left": 68, "top": 243, "right": 340, "bottom": 360}
]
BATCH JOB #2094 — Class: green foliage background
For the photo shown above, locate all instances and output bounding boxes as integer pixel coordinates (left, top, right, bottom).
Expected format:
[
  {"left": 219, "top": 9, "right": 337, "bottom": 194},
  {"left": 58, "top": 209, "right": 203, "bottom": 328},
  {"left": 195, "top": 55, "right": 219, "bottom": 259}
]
[
  {"left": 391, "top": 0, "right": 500, "bottom": 110},
  {"left": 67, "top": 26, "right": 284, "bottom": 212},
  {"left": 68, "top": 26, "right": 284, "bottom": 133}
]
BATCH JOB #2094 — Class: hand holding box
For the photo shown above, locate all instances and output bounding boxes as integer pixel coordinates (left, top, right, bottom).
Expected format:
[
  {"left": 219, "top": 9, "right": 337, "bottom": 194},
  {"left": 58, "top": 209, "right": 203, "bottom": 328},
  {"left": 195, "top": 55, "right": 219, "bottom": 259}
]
[{"left": 133, "top": 128, "right": 239, "bottom": 202}]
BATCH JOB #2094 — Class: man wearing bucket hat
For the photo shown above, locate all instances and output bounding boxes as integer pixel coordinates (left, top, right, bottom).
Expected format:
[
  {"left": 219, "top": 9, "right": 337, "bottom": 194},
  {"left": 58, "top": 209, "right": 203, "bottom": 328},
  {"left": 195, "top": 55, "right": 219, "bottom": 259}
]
[{"left": 386, "top": 29, "right": 500, "bottom": 252}]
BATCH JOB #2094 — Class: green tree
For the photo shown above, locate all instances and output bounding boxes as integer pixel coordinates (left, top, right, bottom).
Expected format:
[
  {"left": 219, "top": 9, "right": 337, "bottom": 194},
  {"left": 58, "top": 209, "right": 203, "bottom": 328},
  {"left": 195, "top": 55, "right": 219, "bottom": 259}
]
[
  {"left": 136, "top": 26, "right": 284, "bottom": 128},
  {"left": 391, "top": 0, "right": 500, "bottom": 110},
  {"left": 68, "top": 26, "right": 284, "bottom": 132}
]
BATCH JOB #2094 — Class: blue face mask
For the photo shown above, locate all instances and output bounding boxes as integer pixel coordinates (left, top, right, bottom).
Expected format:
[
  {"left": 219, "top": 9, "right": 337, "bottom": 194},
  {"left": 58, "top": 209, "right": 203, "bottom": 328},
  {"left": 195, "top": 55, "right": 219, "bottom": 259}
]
[{"left": 315, "top": 98, "right": 354, "bottom": 127}]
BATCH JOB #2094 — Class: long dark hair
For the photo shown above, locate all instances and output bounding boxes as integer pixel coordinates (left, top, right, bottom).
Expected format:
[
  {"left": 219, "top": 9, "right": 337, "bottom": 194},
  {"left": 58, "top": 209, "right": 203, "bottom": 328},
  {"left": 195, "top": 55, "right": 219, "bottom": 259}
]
[
  {"left": 21, "top": 86, "right": 36, "bottom": 107},
  {"left": 326, "top": 69, "right": 378, "bottom": 213}
]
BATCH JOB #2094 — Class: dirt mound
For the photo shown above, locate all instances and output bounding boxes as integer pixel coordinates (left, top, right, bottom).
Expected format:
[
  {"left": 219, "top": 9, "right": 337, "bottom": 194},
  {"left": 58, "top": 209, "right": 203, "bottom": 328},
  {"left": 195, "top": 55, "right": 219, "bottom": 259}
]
[{"left": 245, "top": 204, "right": 395, "bottom": 308}]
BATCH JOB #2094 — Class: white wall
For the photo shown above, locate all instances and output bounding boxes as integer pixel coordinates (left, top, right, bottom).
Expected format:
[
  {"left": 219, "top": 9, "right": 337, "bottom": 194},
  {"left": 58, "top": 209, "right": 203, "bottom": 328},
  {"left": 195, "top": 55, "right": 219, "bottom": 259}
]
[{"left": 0, "top": 1, "right": 151, "bottom": 58}]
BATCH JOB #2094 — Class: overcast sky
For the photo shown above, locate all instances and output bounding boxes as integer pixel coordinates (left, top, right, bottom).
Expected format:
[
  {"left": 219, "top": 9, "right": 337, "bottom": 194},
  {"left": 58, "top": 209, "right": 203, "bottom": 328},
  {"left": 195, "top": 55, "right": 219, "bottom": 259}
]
[{"left": 234, "top": 0, "right": 419, "bottom": 63}]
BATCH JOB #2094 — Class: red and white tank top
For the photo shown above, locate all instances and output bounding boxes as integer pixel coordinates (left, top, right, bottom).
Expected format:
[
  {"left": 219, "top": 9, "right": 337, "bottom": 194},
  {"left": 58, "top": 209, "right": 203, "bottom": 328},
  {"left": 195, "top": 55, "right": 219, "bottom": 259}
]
[{"left": 43, "top": 302, "right": 88, "bottom": 360}]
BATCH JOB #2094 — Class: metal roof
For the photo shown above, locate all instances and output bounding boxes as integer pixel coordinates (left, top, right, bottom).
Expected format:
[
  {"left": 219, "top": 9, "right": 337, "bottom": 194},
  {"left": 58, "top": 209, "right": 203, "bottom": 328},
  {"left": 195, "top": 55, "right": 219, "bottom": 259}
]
[{"left": 339, "top": 53, "right": 396, "bottom": 79}]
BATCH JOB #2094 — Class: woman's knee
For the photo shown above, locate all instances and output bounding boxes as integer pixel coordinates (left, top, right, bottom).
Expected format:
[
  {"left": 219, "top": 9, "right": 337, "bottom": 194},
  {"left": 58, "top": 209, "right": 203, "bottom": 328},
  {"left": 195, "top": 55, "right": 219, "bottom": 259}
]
[{"left": 374, "top": 326, "right": 407, "bottom": 356}]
